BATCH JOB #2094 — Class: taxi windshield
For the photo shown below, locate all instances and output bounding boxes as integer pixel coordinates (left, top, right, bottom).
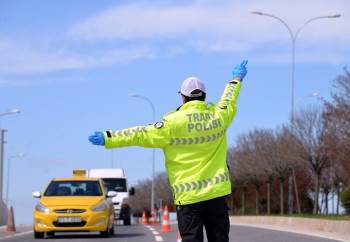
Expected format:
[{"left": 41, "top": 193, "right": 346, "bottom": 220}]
[{"left": 44, "top": 180, "right": 103, "bottom": 196}]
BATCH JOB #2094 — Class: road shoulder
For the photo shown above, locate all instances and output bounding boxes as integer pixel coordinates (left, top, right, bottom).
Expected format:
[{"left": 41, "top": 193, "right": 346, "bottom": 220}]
[
  {"left": 230, "top": 216, "right": 350, "bottom": 242},
  {"left": 0, "top": 225, "right": 32, "bottom": 240}
]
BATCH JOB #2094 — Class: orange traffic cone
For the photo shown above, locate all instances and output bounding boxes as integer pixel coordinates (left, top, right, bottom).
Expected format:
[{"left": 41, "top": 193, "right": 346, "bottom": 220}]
[
  {"left": 177, "top": 230, "right": 182, "bottom": 242},
  {"left": 6, "top": 206, "right": 16, "bottom": 232},
  {"left": 149, "top": 208, "right": 157, "bottom": 225},
  {"left": 160, "top": 205, "right": 171, "bottom": 232},
  {"left": 141, "top": 210, "right": 148, "bottom": 225}
]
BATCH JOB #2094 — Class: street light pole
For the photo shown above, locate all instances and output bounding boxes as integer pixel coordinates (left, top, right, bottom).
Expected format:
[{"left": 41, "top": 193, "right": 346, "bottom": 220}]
[
  {"left": 251, "top": 12, "right": 341, "bottom": 214},
  {"left": 0, "top": 129, "right": 5, "bottom": 202},
  {"left": 0, "top": 109, "right": 21, "bottom": 202},
  {"left": 128, "top": 93, "right": 156, "bottom": 213},
  {"left": 251, "top": 12, "right": 340, "bottom": 126},
  {"left": 5, "top": 154, "right": 24, "bottom": 207}
]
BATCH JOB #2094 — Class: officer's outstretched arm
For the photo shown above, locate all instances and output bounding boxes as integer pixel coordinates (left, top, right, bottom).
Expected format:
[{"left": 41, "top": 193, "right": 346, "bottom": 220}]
[
  {"left": 217, "top": 80, "right": 242, "bottom": 125},
  {"left": 103, "top": 121, "right": 170, "bottom": 149},
  {"left": 217, "top": 60, "right": 247, "bottom": 125}
]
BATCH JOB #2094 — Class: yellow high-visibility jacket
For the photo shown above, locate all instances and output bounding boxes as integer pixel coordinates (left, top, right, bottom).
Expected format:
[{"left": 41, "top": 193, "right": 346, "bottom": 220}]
[{"left": 104, "top": 80, "right": 242, "bottom": 205}]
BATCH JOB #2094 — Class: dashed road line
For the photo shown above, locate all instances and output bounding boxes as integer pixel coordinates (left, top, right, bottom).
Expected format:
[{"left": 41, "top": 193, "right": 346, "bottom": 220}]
[
  {"left": 155, "top": 235, "right": 164, "bottom": 241},
  {"left": 145, "top": 225, "right": 164, "bottom": 242}
]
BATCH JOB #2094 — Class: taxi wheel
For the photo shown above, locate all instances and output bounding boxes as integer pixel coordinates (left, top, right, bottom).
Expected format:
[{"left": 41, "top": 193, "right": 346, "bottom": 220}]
[
  {"left": 100, "top": 226, "right": 110, "bottom": 237},
  {"left": 34, "top": 231, "right": 44, "bottom": 239}
]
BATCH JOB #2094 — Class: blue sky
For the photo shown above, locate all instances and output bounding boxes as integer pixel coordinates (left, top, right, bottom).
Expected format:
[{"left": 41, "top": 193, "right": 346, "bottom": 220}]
[{"left": 0, "top": 0, "right": 349, "bottom": 223}]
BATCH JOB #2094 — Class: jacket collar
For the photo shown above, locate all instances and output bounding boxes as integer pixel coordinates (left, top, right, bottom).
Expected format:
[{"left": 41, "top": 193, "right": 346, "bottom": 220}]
[{"left": 178, "top": 101, "right": 207, "bottom": 111}]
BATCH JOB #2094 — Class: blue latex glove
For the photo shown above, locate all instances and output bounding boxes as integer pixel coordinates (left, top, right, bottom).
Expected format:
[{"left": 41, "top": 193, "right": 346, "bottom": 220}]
[
  {"left": 232, "top": 60, "right": 248, "bottom": 81},
  {"left": 88, "top": 131, "right": 105, "bottom": 146}
]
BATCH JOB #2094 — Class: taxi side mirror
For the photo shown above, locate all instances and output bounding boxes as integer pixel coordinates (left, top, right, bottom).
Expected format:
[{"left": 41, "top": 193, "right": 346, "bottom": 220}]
[
  {"left": 107, "top": 191, "right": 117, "bottom": 198},
  {"left": 32, "top": 191, "right": 41, "bottom": 198},
  {"left": 129, "top": 187, "right": 135, "bottom": 196}
]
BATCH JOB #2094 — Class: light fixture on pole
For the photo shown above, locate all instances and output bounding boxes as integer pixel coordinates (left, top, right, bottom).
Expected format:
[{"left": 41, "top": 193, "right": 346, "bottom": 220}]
[
  {"left": 128, "top": 93, "right": 156, "bottom": 213},
  {"left": 0, "top": 109, "right": 21, "bottom": 117},
  {"left": 251, "top": 11, "right": 341, "bottom": 215},
  {"left": 296, "top": 92, "right": 321, "bottom": 104},
  {"left": 6, "top": 153, "right": 25, "bottom": 207}
]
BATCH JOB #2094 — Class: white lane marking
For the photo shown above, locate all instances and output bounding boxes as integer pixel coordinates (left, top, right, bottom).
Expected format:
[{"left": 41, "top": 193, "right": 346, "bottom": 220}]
[
  {"left": 144, "top": 225, "right": 164, "bottom": 242},
  {"left": 0, "top": 231, "right": 32, "bottom": 240},
  {"left": 155, "top": 235, "right": 164, "bottom": 241}
]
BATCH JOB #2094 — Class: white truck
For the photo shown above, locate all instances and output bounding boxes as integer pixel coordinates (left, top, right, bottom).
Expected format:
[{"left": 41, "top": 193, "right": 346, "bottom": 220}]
[{"left": 88, "top": 168, "right": 135, "bottom": 225}]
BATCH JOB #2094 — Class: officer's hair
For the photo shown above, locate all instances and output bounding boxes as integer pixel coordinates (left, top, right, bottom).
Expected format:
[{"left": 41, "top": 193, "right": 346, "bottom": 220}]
[{"left": 182, "top": 91, "right": 206, "bottom": 102}]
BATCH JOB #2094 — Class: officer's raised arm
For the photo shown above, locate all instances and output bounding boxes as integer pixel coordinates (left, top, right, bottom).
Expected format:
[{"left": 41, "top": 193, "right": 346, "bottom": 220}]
[
  {"left": 88, "top": 120, "right": 171, "bottom": 149},
  {"left": 217, "top": 60, "right": 248, "bottom": 124}
]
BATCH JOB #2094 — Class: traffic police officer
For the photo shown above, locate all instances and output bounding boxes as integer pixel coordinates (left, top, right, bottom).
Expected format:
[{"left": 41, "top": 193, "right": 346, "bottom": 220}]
[{"left": 89, "top": 60, "right": 248, "bottom": 242}]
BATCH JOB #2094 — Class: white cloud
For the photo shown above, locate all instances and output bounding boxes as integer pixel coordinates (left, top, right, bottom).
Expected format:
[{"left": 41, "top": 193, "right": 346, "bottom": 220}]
[
  {"left": 70, "top": 0, "right": 350, "bottom": 45},
  {"left": 249, "top": 50, "right": 348, "bottom": 65},
  {"left": 0, "top": 78, "right": 50, "bottom": 88},
  {"left": 0, "top": 76, "right": 89, "bottom": 88},
  {"left": 67, "top": 0, "right": 350, "bottom": 66},
  {"left": 1, "top": 0, "right": 349, "bottom": 76},
  {"left": 0, "top": 39, "right": 154, "bottom": 75},
  {"left": 194, "top": 40, "right": 254, "bottom": 53}
]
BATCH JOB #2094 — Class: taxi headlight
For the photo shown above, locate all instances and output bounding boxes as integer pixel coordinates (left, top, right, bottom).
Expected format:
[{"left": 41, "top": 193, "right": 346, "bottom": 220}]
[
  {"left": 91, "top": 202, "right": 107, "bottom": 212},
  {"left": 35, "top": 202, "right": 49, "bottom": 213}
]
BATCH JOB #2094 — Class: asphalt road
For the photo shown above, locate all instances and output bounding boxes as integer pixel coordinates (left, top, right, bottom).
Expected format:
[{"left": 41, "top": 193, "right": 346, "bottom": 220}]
[{"left": 0, "top": 224, "right": 344, "bottom": 242}]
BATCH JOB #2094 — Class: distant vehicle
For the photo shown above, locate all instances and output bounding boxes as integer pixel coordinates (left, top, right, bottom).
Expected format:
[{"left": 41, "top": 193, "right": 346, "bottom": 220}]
[
  {"left": 88, "top": 168, "right": 135, "bottom": 225},
  {"left": 32, "top": 170, "right": 116, "bottom": 239}
]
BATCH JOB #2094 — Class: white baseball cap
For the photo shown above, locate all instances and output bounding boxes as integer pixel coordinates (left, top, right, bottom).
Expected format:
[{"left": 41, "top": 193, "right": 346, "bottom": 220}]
[{"left": 179, "top": 76, "right": 206, "bottom": 97}]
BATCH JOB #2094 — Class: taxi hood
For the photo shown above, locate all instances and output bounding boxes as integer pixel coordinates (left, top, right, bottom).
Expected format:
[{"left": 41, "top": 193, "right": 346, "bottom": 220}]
[{"left": 40, "top": 196, "right": 104, "bottom": 207}]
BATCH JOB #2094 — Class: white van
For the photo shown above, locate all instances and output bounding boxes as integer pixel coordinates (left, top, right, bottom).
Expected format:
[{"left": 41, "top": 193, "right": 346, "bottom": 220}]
[{"left": 88, "top": 169, "right": 135, "bottom": 225}]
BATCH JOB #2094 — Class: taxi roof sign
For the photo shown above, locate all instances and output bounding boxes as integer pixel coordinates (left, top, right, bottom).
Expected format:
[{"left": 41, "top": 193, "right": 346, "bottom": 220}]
[{"left": 73, "top": 169, "right": 87, "bottom": 177}]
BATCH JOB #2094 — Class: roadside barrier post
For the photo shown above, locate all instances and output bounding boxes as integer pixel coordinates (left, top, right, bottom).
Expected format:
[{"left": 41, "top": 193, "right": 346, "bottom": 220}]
[
  {"left": 160, "top": 205, "right": 171, "bottom": 232},
  {"left": 141, "top": 210, "right": 148, "bottom": 225},
  {"left": 6, "top": 206, "right": 16, "bottom": 232}
]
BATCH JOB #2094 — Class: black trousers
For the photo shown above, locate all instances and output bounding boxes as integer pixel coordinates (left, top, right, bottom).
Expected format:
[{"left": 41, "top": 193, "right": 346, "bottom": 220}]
[{"left": 177, "top": 196, "right": 230, "bottom": 242}]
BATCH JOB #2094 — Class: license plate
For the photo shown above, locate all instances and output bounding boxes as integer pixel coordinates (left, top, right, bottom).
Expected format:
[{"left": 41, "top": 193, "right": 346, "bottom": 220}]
[{"left": 58, "top": 217, "right": 82, "bottom": 223}]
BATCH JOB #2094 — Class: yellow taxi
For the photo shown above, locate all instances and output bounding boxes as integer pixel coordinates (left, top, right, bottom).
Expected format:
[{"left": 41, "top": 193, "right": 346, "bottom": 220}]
[{"left": 32, "top": 170, "right": 116, "bottom": 239}]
